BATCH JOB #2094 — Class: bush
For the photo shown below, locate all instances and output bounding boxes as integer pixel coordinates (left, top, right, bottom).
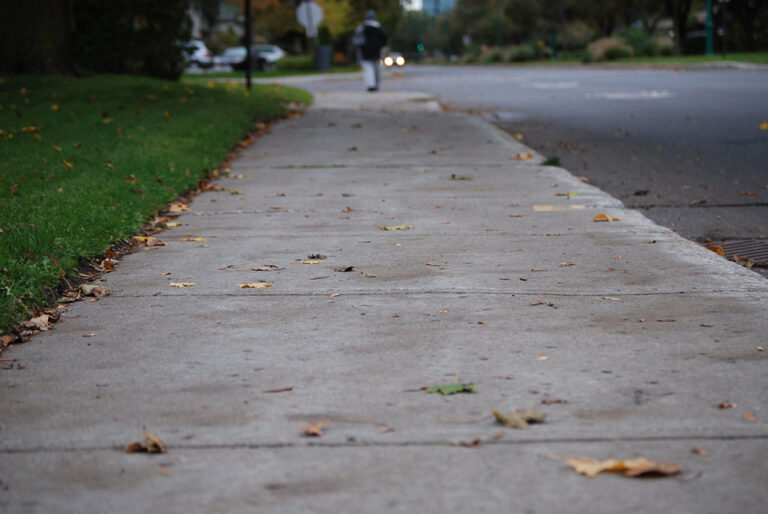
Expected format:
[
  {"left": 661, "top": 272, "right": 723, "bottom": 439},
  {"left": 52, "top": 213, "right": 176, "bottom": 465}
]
[
  {"left": 622, "top": 27, "right": 656, "bottom": 57},
  {"left": 507, "top": 45, "right": 535, "bottom": 62},
  {"left": 561, "top": 21, "right": 595, "bottom": 51},
  {"left": 585, "top": 37, "right": 633, "bottom": 62},
  {"left": 485, "top": 49, "right": 505, "bottom": 63},
  {"left": 274, "top": 55, "right": 315, "bottom": 71}
]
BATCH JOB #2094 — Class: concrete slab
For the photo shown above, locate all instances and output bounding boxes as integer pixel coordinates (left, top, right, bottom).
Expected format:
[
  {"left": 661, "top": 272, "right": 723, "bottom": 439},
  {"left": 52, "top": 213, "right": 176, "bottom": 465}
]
[{"left": 1, "top": 92, "right": 766, "bottom": 512}]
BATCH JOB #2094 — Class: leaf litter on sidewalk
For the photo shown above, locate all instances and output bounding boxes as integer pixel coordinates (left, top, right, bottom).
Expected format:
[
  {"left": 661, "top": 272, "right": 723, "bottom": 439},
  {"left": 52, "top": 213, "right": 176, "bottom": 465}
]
[
  {"left": 544, "top": 452, "right": 681, "bottom": 478},
  {"left": 491, "top": 408, "right": 546, "bottom": 429},
  {"left": 125, "top": 429, "right": 166, "bottom": 454}
]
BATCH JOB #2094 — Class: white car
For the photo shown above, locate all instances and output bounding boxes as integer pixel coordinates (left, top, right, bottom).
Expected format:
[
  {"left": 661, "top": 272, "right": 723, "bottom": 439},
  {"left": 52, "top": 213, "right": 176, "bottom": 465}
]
[
  {"left": 254, "top": 44, "right": 286, "bottom": 64},
  {"left": 183, "top": 40, "right": 213, "bottom": 68}
]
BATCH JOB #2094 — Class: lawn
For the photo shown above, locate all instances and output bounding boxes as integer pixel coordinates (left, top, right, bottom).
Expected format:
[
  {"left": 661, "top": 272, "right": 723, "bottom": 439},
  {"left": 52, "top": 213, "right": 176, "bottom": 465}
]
[
  {"left": 184, "top": 54, "right": 359, "bottom": 82},
  {"left": 0, "top": 74, "right": 311, "bottom": 332}
]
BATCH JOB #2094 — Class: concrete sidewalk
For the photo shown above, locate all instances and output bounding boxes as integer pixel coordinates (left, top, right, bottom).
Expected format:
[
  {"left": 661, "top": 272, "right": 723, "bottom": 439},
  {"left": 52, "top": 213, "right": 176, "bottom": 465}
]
[{"left": 1, "top": 91, "right": 767, "bottom": 513}]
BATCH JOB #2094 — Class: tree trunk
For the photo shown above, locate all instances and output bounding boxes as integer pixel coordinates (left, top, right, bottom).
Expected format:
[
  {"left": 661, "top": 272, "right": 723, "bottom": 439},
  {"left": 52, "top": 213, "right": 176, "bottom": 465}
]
[
  {"left": 0, "top": 0, "right": 75, "bottom": 74},
  {"left": 665, "top": 0, "right": 692, "bottom": 55}
]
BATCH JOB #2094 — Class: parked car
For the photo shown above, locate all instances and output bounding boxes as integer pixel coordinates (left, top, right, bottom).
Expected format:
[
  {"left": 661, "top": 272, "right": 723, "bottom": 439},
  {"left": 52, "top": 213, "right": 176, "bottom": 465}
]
[
  {"left": 254, "top": 44, "right": 286, "bottom": 64},
  {"left": 382, "top": 52, "right": 405, "bottom": 68},
  {"left": 215, "top": 46, "right": 269, "bottom": 71},
  {"left": 182, "top": 39, "right": 213, "bottom": 68}
]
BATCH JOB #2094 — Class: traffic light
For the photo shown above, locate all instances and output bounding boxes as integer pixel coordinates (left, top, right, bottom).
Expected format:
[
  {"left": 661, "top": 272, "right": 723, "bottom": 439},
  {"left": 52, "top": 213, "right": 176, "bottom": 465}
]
[{"left": 417, "top": 43, "right": 424, "bottom": 52}]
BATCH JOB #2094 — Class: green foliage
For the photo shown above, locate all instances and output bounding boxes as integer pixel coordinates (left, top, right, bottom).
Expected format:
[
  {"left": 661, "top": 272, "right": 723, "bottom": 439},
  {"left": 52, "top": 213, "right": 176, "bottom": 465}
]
[
  {"left": 485, "top": 49, "right": 505, "bottom": 63},
  {"left": 73, "top": 0, "right": 192, "bottom": 80},
  {"left": 426, "top": 383, "right": 476, "bottom": 395},
  {"left": 585, "top": 37, "right": 633, "bottom": 62},
  {"left": 0, "top": 75, "right": 310, "bottom": 331},
  {"left": 622, "top": 26, "right": 657, "bottom": 57},
  {"left": 507, "top": 45, "right": 536, "bottom": 62}
]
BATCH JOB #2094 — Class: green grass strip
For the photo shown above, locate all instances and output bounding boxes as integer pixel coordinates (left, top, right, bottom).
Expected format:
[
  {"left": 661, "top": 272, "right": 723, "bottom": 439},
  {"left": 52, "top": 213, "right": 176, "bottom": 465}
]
[{"left": 0, "top": 74, "right": 311, "bottom": 331}]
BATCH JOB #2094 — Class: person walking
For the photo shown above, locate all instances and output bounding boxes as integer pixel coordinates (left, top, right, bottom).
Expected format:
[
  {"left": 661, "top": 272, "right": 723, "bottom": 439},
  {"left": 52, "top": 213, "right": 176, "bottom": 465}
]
[{"left": 353, "top": 10, "right": 387, "bottom": 92}]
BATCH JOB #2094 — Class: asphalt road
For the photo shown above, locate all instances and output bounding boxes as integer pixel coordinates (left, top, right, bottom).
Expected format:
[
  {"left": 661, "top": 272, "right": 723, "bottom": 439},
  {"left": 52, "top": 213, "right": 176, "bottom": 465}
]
[{"left": 301, "top": 65, "right": 768, "bottom": 249}]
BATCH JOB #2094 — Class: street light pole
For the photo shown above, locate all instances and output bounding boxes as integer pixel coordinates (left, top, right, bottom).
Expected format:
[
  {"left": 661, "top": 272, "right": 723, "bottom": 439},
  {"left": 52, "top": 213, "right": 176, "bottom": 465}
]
[
  {"left": 244, "top": 0, "right": 252, "bottom": 90},
  {"left": 705, "top": 0, "right": 714, "bottom": 56}
]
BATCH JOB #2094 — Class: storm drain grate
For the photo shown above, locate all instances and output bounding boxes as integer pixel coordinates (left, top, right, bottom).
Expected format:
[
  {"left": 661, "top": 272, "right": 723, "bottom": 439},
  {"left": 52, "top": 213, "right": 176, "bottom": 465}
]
[{"left": 721, "top": 240, "right": 768, "bottom": 265}]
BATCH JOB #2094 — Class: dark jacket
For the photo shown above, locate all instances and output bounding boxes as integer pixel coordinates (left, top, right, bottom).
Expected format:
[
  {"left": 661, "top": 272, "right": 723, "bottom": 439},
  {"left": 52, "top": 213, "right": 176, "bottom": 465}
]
[{"left": 354, "top": 20, "right": 387, "bottom": 61}]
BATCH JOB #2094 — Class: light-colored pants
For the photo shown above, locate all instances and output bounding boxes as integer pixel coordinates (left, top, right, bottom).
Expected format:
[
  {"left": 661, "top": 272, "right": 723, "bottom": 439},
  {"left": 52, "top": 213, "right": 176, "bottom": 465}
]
[{"left": 361, "top": 59, "right": 380, "bottom": 90}]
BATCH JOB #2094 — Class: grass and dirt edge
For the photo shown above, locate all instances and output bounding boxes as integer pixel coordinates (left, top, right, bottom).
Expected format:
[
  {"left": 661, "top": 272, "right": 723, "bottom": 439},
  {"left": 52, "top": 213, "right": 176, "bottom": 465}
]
[{"left": 0, "top": 74, "right": 311, "bottom": 342}]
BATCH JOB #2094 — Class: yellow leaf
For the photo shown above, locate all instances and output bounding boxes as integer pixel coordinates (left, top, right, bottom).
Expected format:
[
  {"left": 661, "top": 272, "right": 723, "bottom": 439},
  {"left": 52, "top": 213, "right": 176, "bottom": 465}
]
[
  {"left": 233, "top": 174, "right": 246, "bottom": 179},
  {"left": 554, "top": 192, "right": 577, "bottom": 198},
  {"left": 52, "top": 146, "right": 62, "bottom": 152},
  {"left": 592, "top": 213, "right": 622, "bottom": 222},
  {"left": 51, "top": 104, "right": 60, "bottom": 111},
  {"left": 166, "top": 222, "right": 182, "bottom": 228},
  {"left": 602, "top": 296, "right": 622, "bottom": 301},
  {"left": 238, "top": 283, "right": 273, "bottom": 289},
  {"left": 379, "top": 225, "right": 413, "bottom": 231},
  {"left": 62, "top": 160, "right": 73, "bottom": 169},
  {"left": 163, "top": 111, "right": 173, "bottom": 118},
  {"left": 510, "top": 153, "right": 534, "bottom": 160},
  {"left": 544, "top": 453, "right": 681, "bottom": 478},
  {"left": 302, "top": 260, "right": 324, "bottom": 264},
  {"left": 182, "top": 237, "right": 206, "bottom": 242},
  {"left": 760, "top": 121, "right": 768, "bottom": 130},
  {"left": 169, "top": 282, "right": 196, "bottom": 287}
]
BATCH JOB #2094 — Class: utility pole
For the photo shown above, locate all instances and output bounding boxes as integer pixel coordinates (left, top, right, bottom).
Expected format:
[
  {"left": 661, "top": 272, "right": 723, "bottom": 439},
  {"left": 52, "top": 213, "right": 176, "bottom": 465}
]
[
  {"left": 244, "top": 0, "right": 252, "bottom": 90},
  {"left": 551, "top": 0, "right": 558, "bottom": 61},
  {"left": 706, "top": 0, "right": 714, "bottom": 55}
]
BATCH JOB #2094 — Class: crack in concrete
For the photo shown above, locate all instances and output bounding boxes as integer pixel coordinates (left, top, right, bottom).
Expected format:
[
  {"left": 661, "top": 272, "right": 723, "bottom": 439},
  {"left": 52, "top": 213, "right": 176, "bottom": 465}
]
[{"left": 2, "top": 434, "right": 767, "bottom": 454}]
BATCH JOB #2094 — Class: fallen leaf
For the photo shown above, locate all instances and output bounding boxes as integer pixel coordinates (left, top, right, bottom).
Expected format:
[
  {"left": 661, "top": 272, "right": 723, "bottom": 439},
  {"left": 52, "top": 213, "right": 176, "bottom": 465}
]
[
  {"left": 161, "top": 272, "right": 172, "bottom": 276},
  {"left": 24, "top": 314, "right": 50, "bottom": 331},
  {"left": 167, "top": 202, "right": 189, "bottom": 213},
  {"left": 228, "top": 189, "right": 241, "bottom": 195},
  {"left": 530, "top": 268, "right": 548, "bottom": 272},
  {"left": 182, "top": 237, "right": 206, "bottom": 242},
  {"left": 541, "top": 398, "right": 568, "bottom": 405},
  {"left": 426, "top": 383, "right": 476, "bottom": 395},
  {"left": 554, "top": 192, "right": 577, "bottom": 198},
  {"left": 169, "top": 282, "right": 196, "bottom": 287},
  {"left": 392, "top": 313, "right": 401, "bottom": 318},
  {"left": 426, "top": 261, "right": 440, "bottom": 267},
  {"left": 62, "top": 160, "right": 73, "bottom": 169},
  {"left": 347, "top": 146, "right": 357, "bottom": 151},
  {"left": 513, "top": 133, "right": 524, "bottom": 140},
  {"left": 457, "top": 439, "right": 483, "bottom": 448},
  {"left": 705, "top": 244, "right": 725, "bottom": 257},
  {"left": 537, "top": 354, "right": 549, "bottom": 361},
  {"left": 690, "top": 198, "right": 707, "bottom": 206},
  {"left": 302, "top": 260, "right": 324, "bottom": 265},
  {"left": 379, "top": 225, "right": 413, "bottom": 231},
  {"left": 307, "top": 254, "right": 327, "bottom": 260},
  {"left": 602, "top": 296, "right": 622, "bottom": 301},
  {"left": 700, "top": 323, "right": 714, "bottom": 327},
  {"left": 157, "top": 466, "right": 169, "bottom": 475},
  {"left": 334, "top": 266, "right": 355, "bottom": 272},
  {"left": 328, "top": 293, "right": 341, "bottom": 297},
  {"left": 691, "top": 448, "right": 708, "bottom": 456},
  {"left": 252, "top": 265, "right": 283, "bottom": 271},
  {"left": 377, "top": 427, "right": 395, "bottom": 434},
  {"left": 592, "top": 213, "right": 622, "bottom": 222},
  {"left": 125, "top": 429, "right": 166, "bottom": 454},
  {"left": 740, "top": 191, "right": 757, "bottom": 197},
  {"left": 560, "top": 262, "right": 575, "bottom": 267},
  {"left": 451, "top": 174, "right": 473, "bottom": 180},
  {"left": 80, "top": 284, "right": 111, "bottom": 297},
  {"left": 544, "top": 453, "right": 680, "bottom": 478},
  {"left": 491, "top": 408, "right": 546, "bottom": 429},
  {"left": 239, "top": 283, "right": 272, "bottom": 289},
  {"left": 265, "top": 386, "right": 293, "bottom": 393},
  {"left": 132, "top": 236, "right": 166, "bottom": 247},
  {"left": 760, "top": 121, "right": 768, "bottom": 130},
  {"left": 510, "top": 153, "right": 534, "bottom": 160},
  {"left": 300, "top": 420, "right": 330, "bottom": 436},
  {"left": 82, "top": 333, "right": 97, "bottom": 338},
  {"left": 744, "top": 412, "right": 757, "bottom": 421},
  {"left": 718, "top": 402, "right": 736, "bottom": 409},
  {"left": 757, "top": 346, "right": 765, "bottom": 352},
  {"left": 233, "top": 174, "right": 246, "bottom": 179},
  {"left": 656, "top": 319, "right": 676, "bottom": 323}
]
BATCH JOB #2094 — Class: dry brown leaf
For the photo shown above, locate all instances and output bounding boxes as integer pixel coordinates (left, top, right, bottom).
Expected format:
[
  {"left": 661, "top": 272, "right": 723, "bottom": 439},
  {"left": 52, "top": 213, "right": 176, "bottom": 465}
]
[
  {"left": 491, "top": 408, "right": 546, "bottom": 429},
  {"left": 743, "top": 412, "right": 757, "bottom": 421},
  {"left": 302, "top": 260, "right": 324, "bottom": 264},
  {"left": 717, "top": 402, "right": 736, "bottom": 409},
  {"left": 602, "top": 296, "right": 622, "bottom": 301},
  {"left": 82, "top": 333, "right": 97, "bottom": 338},
  {"left": 425, "top": 261, "right": 440, "bottom": 267},
  {"left": 700, "top": 323, "right": 714, "bottom": 327},
  {"left": 541, "top": 398, "right": 568, "bottom": 405},
  {"left": 252, "top": 265, "right": 282, "bottom": 271},
  {"left": 757, "top": 346, "right": 765, "bottom": 352},
  {"left": 169, "top": 282, "right": 196, "bottom": 288},
  {"left": 300, "top": 420, "right": 330, "bottom": 436},
  {"left": 161, "top": 272, "right": 172, "bottom": 276},
  {"left": 24, "top": 314, "right": 50, "bottom": 331},
  {"left": 265, "top": 386, "right": 293, "bottom": 393},
  {"left": 167, "top": 202, "right": 189, "bottom": 213},
  {"left": 691, "top": 448, "right": 708, "bottom": 456},
  {"left": 328, "top": 293, "right": 341, "bottom": 298},
  {"left": 334, "top": 266, "right": 355, "bottom": 272},
  {"left": 80, "top": 285, "right": 111, "bottom": 297},
  {"left": 544, "top": 453, "right": 680, "bottom": 478},
  {"left": 560, "top": 262, "right": 575, "bottom": 267},
  {"left": 182, "top": 237, "right": 206, "bottom": 242},
  {"left": 125, "top": 430, "right": 166, "bottom": 454},
  {"left": 705, "top": 244, "right": 725, "bottom": 257},
  {"left": 363, "top": 273, "right": 377, "bottom": 278},
  {"left": 239, "top": 283, "right": 272, "bottom": 289},
  {"left": 537, "top": 354, "right": 548, "bottom": 361},
  {"left": 457, "top": 439, "right": 483, "bottom": 448},
  {"left": 377, "top": 427, "right": 395, "bottom": 434}
]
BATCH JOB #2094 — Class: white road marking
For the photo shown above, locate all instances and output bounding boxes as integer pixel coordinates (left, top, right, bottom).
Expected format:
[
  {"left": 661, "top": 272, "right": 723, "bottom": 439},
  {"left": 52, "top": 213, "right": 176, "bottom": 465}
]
[{"left": 585, "top": 90, "right": 675, "bottom": 100}]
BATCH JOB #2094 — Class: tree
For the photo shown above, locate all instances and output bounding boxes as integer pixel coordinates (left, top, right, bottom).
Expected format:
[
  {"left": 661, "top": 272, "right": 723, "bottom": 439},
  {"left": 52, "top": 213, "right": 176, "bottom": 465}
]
[
  {"left": 664, "top": 0, "right": 693, "bottom": 55},
  {"left": 730, "top": 0, "right": 767, "bottom": 51}
]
